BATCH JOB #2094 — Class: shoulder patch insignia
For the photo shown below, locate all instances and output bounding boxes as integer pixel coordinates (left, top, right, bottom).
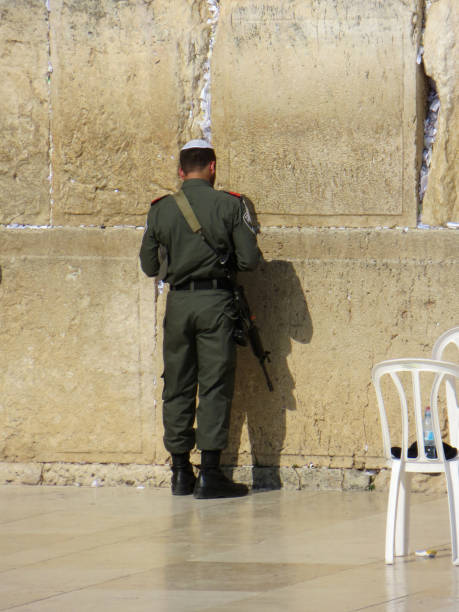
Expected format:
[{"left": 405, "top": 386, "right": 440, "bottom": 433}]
[
  {"left": 151, "top": 195, "right": 168, "bottom": 206},
  {"left": 241, "top": 194, "right": 260, "bottom": 235},
  {"left": 223, "top": 190, "right": 259, "bottom": 233},
  {"left": 242, "top": 200, "right": 257, "bottom": 234}
]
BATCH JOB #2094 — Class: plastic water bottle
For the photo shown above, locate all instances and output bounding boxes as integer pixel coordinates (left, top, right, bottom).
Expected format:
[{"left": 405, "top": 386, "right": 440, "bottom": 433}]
[{"left": 423, "top": 406, "right": 437, "bottom": 458}]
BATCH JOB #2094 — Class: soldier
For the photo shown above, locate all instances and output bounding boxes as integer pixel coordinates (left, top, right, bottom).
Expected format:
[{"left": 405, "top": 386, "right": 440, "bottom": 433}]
[{"left": 139, "top": 139, "right": 261, "bottom": 498}]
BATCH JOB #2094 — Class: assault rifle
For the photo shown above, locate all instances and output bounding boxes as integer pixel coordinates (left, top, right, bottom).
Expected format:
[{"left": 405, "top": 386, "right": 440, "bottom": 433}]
[{"left": 232, "top": 284, "right": 274, "bottom": 392}]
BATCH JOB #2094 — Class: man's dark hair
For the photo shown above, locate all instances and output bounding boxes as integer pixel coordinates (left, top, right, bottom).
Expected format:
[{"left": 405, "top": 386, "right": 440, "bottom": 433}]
[{"left": 180, "top": 147, "right": 216, "bottom": 174}]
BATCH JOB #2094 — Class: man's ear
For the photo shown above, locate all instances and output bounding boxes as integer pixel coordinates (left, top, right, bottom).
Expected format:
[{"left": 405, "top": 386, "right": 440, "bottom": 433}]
[
  {"left": 209, "top": 161, "right": 216, "bottom": 174},
  {"left": 178, "top": 167, "right": 186, "bottom": 180}
]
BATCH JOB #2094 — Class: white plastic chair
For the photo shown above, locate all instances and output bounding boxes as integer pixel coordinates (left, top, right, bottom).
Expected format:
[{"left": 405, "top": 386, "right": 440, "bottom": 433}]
[
  {"left": 432, "top": 327, "right": 459, "bottom": 449},
  {"left": 372, "top": 358, "right": 459, "bottom": 565}
]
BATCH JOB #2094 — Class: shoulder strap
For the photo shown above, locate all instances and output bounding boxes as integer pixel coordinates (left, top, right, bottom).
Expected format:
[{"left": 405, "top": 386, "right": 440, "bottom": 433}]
[
  {"left": 172, "top": 190, "right": 231, "bottom": 266},
  {"left": 172, "top": 190, "right": 202, "bottom": 233}
]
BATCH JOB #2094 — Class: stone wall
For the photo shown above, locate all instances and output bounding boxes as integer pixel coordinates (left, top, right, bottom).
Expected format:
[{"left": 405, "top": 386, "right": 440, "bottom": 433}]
[{"left": 0, "top": 0, "right": 458, "bottom": 489}]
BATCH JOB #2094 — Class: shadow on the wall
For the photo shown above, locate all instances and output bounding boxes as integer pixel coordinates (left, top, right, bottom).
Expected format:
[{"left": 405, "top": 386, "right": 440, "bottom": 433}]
[{"left": 225, "top": 259, "right": 313, "bottom": 488}]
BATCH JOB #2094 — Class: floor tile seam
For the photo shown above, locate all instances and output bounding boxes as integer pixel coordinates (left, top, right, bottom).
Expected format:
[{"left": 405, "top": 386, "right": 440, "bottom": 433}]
[
  {"left": 26, "top": 563, "right": 210, "bottom": 600},
  {"left": 0, "top": 528, "right": 176, "bottom": 576},
  {"left": 187, "top": 513, "right": 390, "bottom": 542},
  {"left": 1, "top": 559, "right": 356, "bottom": 604},
  {"left": 0, "top": 509, "right": 71, "bottom": 527},
  {"left": 199, "top": 563, "right": 458, "bottom": 611},
  {"left": 0, "top": 524, "right": 148, "bottom": 553},
  {"left": 0, "top": 557, "right": 454, "bottom": 603},
  {"left": 0, "top": 588, "right": 66, "bottom": 612},
  {"left": 1, "top": 511, "right": 187, "bottom": 532},
  {"left": 0, "top": 563, "right": 177, "bottom": 611},
  {"left": 236, "top": 561, "right": 383, "bottom": 585},
  {"left": 192, "top": 559, "right": 390, "bottom": 584},
  {"left": 191, "top": 515, "right": 389, "bottom": 547},
  {"left": 352, "top": 593, "right": 410, "bottom": 611},
  {"left": 0, "top": 515, "right": 387, "bottom": 542},
  {"left": 192, "top": 548, "right": 385, "bottom": 566},
  {"left": 0, "top": 522, "right": 295, "bottom": 575},
  {"left": 279, "top": 555, "right": 456, "bottom": 587},
  {"left": 3, "top": 588, "right": 264, "bottom": 611},
  {"left": 350, "top": 584, "right": 459, "bottom": 612},
  {"left": 191, "top": 563, "right": 387, "bottom": 607},
  {"left": 0, "top": 509, "right": 185, "bottom": 548}
]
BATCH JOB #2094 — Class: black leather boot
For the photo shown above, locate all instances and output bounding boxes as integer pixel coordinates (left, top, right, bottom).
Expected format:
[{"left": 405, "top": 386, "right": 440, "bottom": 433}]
[
  {"left": 193, "top": 450, "right": 249, "bottom": 499},
  {"left": 171, "top": 453, "right": 196, "bottom": 496}
]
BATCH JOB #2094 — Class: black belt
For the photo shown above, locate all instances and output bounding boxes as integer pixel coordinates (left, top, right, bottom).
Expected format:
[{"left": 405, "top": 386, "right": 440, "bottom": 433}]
[{"left": 170, "top": 278, "right": 233, "bottom": 291}]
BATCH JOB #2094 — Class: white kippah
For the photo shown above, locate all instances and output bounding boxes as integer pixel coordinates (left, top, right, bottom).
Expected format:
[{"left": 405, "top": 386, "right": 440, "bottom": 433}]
[{"left": 181, "top": 139, "right": 213, "bottom": 151}]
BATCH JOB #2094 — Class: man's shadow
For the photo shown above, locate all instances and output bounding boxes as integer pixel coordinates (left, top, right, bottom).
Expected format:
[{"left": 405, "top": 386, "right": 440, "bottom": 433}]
[{"left": 223, "top": 259, "right": 313, "bottom": 489}]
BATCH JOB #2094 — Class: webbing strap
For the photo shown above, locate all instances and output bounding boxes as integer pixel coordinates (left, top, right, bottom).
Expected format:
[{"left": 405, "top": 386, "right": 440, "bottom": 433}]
[
  {"left": 172, "top": 190, "right": 202, "bottom": 233},
  {"left": 172, "top": 189, "right": 231, "bottom": 266}
]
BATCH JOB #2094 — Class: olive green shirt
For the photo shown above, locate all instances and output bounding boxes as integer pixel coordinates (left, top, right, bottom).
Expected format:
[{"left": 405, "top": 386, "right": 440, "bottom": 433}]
[{"left": 139, "top": 179, "right": 261, "bottom": 285}]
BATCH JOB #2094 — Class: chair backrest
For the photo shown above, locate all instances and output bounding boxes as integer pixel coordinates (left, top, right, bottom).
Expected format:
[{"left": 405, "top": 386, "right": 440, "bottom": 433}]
[
  {"left": 432, "top": 327, "right": 459, "bottom": 447},
  {"left": 432, "top": 327, "right": 459, "bottom": 361},
  {"left": 372, "top": 358, "right": 459, "bottom": 464}
]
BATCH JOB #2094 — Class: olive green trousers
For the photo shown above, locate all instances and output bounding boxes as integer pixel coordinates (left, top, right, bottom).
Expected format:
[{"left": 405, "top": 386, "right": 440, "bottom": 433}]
[{"left": 162, "top": 290, "right": 236, "bottom": 454}]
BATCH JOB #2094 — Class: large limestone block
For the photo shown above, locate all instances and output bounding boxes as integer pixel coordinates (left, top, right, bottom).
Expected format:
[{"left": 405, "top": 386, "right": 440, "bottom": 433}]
[
  {"left": 212, "top": 0, "right": 422, "bottom": 227},
  {"left": 1, "top": 226, "right": 457, "bottom": 472},
  {"left": 0, "top": 0, "right": 50, "bottom": 225},
  {"left": 50, "top": 0, "right": 215, "bottom": 226},
  {"left": 0, "top": 228, "right": 157, "bottom": 463},
  {"left": 226, "top": 228, "right": 459, "bottom": 468},
  {"left": 422, "top": 0, "right": 459, "bottom": 226}
]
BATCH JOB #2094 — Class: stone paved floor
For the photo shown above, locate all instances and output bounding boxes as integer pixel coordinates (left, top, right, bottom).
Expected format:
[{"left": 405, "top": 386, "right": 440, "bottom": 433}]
[{"left": 0, "top": 485, "right": 458, "bottom": 611}]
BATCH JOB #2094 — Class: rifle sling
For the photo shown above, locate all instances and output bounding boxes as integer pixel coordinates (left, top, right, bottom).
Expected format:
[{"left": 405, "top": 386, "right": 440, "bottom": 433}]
[
  {"left": 172, "top": 190, "right": 226, "bottom": 263},
  {"left": 172, "top": 190, "right": 202, "bottom": 234}
]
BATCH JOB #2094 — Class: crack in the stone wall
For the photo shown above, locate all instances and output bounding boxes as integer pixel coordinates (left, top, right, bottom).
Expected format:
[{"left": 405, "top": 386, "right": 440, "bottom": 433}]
[
  {"left": 416, "top": 0, "right": 440, "bottom": 226},
  {"left": 419, "top": 80, "right": 440, "bottom": 209},
  {"left": 46, "top": 0, "right": 54, "bottom": 227},
  {"left": 176, "top": 0, "right": 220, "bottom": 146},
  {"left": 199, "top": 0, "right": 220, "bottom": 142}
]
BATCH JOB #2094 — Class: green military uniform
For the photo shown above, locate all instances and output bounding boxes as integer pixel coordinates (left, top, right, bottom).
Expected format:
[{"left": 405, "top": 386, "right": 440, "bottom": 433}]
[{"left": 139, "top": 178, "right": 260, "bottom": 455}]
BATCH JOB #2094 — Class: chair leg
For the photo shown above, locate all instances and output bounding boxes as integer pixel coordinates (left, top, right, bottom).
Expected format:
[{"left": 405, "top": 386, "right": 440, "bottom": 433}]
[
  {"left": 395, "top": 471, "right": 411, "bottom": 557},
  {"left": 385, "top": 462, "right": 402, "bottom": 564},
  {"left": 444, "top": 462, "right": 459, "bottom": 565}
]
